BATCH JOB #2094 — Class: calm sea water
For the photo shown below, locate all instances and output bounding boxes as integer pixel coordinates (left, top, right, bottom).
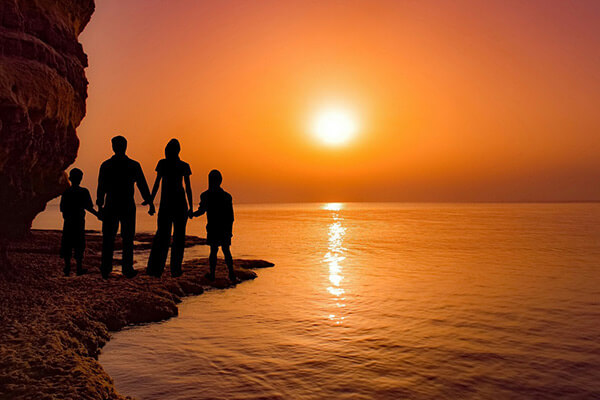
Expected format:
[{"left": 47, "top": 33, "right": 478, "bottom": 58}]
[{"left": 34, "top": 203, "right": 600, "bottom": 399}]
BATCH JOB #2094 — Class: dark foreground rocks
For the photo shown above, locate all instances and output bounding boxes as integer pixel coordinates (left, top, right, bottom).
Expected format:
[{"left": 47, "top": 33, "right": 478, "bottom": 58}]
[{"left": 0, "top": 230, "right": 273, "bottom": 400}]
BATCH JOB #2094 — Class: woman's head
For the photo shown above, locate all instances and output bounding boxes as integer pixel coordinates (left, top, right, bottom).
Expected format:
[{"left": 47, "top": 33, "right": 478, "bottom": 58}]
[
  {"left": 165, "top": 138, "right": 181, "bottom": 159},
  {"left": 208, "top": 169, "right": 222, "bottom": 188}
]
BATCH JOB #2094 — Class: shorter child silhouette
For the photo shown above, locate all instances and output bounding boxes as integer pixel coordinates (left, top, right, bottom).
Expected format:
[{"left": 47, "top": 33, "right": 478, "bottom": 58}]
[
  {"left": 193, "top": 170, "right": 237, "bottom": 283},
  {"left": 60, "top": 168, "right": 100, "bottom": 276}
]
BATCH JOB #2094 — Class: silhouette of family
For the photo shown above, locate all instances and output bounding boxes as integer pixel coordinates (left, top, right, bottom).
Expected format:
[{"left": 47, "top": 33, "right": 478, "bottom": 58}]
[{"left": 60, "top": 135, "right": 236, "bottom": 283}]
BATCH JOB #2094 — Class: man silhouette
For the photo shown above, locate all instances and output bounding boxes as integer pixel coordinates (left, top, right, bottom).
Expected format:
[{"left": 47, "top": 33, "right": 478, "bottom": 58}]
[{"left": 97, "top": 136, "right": 154, "bottom": 279}]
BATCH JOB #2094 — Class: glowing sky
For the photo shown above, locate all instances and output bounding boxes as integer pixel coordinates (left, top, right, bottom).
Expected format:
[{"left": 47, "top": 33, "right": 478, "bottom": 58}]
[{"left": 74, "top": 0, "right": 600, "bottom": 202}]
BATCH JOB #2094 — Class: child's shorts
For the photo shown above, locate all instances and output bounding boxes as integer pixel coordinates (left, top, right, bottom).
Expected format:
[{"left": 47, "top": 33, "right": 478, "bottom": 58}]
[{"left": 206, "top": 229, "right": 232, "bottom": 247}]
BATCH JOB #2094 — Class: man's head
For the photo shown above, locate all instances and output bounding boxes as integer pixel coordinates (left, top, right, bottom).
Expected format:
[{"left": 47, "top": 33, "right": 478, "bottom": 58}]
[
  {"left": 69, "top": 168, "right": 83, "bottom": 186},
  {"left": 111, "top": 135, "right": 127, "bottom": 155},
  {"left": 165, "top": 138, "right": 180, "bottom": 159},
  {"left": 208, "top": 169, "right": 222, "bottom": 189}
]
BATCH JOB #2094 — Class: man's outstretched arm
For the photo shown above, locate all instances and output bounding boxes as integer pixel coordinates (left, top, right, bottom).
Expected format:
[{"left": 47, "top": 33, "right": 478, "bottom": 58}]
[
  {"left": 134, "top": 163, "right": 151, "bottom": 201},
  {"left": 184, "top": 175, "right": 193, "bottom": 216},
  {"left": 96, "top": 164, "right": 106, "bottom": 208}
]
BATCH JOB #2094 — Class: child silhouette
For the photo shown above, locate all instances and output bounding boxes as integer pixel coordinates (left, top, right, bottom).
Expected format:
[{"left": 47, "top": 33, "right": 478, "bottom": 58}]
[
  {"left": 60, "top": 168, "right": 100, "bottom": 276},
  {"left": 193, "top": 169, "right": 237, "bottom": 283}
]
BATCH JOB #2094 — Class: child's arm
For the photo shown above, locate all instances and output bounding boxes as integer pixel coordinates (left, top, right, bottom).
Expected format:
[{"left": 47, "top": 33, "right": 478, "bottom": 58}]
[
  {"left": 87, "top": 207, "right": 100, "bottom": 219},
  {"left": 193, "top": 195, "right": 206, "bottom": 217},
  {"left": 227, "top": 196, "right": 234, "bottom": 235},
  {"left": 84, "top": 190, "right": 101, "bottom": 219}
]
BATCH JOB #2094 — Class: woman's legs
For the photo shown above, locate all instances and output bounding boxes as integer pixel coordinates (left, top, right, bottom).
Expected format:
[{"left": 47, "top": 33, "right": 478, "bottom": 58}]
[
  {"left": 170, "top": 211, "right": 187, "bottom": 276},
  {"left": 147, "top": 212, "right": 172, "bottom": 276}
]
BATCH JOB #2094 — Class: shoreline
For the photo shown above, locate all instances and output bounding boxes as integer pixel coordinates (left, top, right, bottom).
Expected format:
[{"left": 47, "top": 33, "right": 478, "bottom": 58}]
[{"left": 0, "top": 230, "right": 273, "bottom": 400}]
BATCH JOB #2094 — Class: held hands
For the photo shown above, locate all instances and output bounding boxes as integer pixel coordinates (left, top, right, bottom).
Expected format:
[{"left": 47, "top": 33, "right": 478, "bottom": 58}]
[
  {"left": 141, "top": 199, "right": 156, "bottom": 216},
  {"left": 188, "top": 209, "right": 194, "bottom": 220}
]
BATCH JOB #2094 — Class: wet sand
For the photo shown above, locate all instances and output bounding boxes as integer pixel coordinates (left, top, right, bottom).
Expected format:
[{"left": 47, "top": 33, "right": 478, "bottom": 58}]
[{"left": 0, "top": 230, "right": 272, "bottom": 400}]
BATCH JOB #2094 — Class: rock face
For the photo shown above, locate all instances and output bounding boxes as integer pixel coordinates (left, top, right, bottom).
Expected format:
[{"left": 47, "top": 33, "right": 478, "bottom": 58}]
[{"left": 0, "top": 0, "right": 95, "bottom": 237}]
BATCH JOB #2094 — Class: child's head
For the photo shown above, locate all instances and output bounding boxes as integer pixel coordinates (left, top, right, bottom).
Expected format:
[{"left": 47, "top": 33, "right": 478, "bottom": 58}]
[
  {"left": 165, "top": 138, "right": 180, "bottom": 159},
  {"left": 208, "top": 169, "right": 222, "bottom": 189},
  {"left": 111, "top": 135, "right": 127, "bottom": 155},
  {"left": 69, "top": 168, "right": 83, "bottom": 186}
]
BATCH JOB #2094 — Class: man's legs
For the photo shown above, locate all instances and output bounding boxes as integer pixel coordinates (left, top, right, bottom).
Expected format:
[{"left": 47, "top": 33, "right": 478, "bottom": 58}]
[
  {"left": 147, "top": 212, "right": 172, "bottom": 276},
  {"left": 170, "top": 211, "right": 187, "bottom": 277},
  {"left": 222, "top": 245, "right": 236, "bottom": 282},
  {"left": 101, "top": 213, "right": 119, "bottom": 278},
  {"left": 120, "top": 209, "right": 137, "bottom": 277}
]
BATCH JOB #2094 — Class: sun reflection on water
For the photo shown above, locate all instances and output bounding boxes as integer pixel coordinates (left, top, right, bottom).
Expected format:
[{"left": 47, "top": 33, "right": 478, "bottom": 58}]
[
  {"left": 323, "top": 203, "right": 347, "bottom": 324},
  {"left": 322, "top": 202, "right": 344, "bottom": 211}
]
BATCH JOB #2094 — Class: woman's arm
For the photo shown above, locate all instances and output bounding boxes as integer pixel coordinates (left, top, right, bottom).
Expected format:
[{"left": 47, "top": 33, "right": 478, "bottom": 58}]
[{"left": 184, "top": 175, "right": 193, "bottom": 218}]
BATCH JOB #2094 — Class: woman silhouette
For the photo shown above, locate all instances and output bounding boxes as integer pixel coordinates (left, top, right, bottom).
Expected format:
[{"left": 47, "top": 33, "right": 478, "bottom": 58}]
[{"left": 146, "top": 139, "right": 193, "bottom": 277}]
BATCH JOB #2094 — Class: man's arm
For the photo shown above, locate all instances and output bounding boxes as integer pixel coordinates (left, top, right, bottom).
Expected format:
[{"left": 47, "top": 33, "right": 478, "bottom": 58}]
[
  {"left": 59, "top": 193, "right": 65, "bottom": 213},
  {"left": 96, "top": 163, "right": 106, "bottom": 208},
  {"left": 134, "top": 162, "right": 152, "bottom": 203},
  {"left": 149, "top": 174, "right": 161, "bottom": 203},
  {"left": 135, "top": 162, "right": 155, "bottom": 215}
]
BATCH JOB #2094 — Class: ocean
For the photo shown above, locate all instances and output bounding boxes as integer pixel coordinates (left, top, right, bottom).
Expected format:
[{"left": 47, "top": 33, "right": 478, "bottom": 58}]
[{"left": 33, "top": 203, "right": 600, "bottom": 399}]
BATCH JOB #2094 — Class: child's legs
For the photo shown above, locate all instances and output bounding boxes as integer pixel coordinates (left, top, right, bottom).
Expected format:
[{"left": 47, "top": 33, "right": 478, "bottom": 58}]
[
  {"left": 209, "top": 245, "right": 219, "bottom": 275},
  {"left": 73, "top": 220, "right": 85, "bottom": 269},
  {"left": 222, "top": 245, "right": 234, "bottom": 274},
  {"left": 170, "top": 211, "right": 187, "bottom": 273},
  {"left": 61, "top": 219, "right": 77, "bottom": 274}
]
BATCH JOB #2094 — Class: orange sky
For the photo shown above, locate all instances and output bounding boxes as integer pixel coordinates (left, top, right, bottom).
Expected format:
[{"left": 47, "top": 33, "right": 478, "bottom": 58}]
[{"left": 73, "top": 0, "right": 600, "bottom": 203}]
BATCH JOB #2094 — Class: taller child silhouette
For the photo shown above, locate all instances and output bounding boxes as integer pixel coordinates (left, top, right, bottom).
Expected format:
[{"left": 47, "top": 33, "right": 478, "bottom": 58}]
[{"left": 97, "top": 136, "right": 153, "bottom": 279}]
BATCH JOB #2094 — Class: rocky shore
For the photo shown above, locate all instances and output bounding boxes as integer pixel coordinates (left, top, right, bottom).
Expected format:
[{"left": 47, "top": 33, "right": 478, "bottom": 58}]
[{"left": 0, "top": 230, "right": 273, "bottom": 400}]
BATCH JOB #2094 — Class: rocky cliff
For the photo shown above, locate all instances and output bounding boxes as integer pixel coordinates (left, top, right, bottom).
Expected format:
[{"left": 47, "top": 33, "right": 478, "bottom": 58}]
[{"left": 0, "top": 0, "right": 94, "bottom": 237}]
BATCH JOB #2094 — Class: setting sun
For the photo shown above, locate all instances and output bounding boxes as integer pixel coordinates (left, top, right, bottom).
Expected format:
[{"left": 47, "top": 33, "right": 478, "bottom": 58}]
[{"left": 311, "top": 108, "right": 358, "bottom": 146}]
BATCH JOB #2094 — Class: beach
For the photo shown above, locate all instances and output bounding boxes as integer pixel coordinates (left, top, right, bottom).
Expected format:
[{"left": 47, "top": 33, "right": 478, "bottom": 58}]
[{"left": 0, "top": 229, "right": 272, "bottom": 400}]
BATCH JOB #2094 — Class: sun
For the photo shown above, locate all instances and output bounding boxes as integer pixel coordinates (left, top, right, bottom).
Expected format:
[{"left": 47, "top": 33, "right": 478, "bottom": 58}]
[{"left": 311, "top": 107, "right": 358, "bottom": 146}]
